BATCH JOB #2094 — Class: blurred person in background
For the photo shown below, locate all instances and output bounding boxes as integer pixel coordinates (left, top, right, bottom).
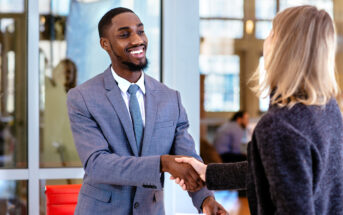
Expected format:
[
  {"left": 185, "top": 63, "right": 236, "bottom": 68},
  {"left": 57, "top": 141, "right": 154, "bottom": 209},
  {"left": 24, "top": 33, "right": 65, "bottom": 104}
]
[
  {"left": 43, "top": 59, "right": 77, "bottom": 167},
  {"left": 48, "top": 59, "right": 77, "bottom": 93},
  {"left": 213, "top": 111, "right": 249, "bottom": 163}
]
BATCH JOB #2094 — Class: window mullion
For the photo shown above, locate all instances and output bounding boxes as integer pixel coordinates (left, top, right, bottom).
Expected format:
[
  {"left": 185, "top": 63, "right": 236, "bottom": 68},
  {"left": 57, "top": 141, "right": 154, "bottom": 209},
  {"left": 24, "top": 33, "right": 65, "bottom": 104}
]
[{"left": 27, "top": 0, "right": 40, "bottom": 214}]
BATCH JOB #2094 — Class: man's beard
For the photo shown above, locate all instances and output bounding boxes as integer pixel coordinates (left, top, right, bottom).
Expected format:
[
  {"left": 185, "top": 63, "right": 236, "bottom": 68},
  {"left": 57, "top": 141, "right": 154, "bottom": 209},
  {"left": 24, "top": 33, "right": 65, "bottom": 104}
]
[
  {"left": 122, "top": 58, "right": 149, "bottom": 71},
  {"left": 109, "top": 42, "right": 149, "bottom": 72}
]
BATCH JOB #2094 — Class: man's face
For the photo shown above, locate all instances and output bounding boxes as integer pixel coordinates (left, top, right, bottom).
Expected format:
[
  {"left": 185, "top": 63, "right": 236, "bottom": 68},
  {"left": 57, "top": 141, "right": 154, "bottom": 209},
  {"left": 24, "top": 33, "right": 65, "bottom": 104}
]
[{"left": 102, "top": 12, "right": 148, "bottom": 71}]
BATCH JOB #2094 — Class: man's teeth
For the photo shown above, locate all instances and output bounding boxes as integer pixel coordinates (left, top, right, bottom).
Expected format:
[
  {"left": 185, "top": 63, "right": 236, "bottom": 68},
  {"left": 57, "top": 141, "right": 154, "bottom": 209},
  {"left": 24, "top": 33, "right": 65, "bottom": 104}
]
[{"left": 130, "top": 50, "right": 143, "bottom": 54}]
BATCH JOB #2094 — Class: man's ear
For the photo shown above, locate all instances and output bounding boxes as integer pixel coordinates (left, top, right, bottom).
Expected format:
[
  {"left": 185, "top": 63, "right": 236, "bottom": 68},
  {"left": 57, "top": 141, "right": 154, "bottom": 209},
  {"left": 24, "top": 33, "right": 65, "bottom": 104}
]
[{"left": 100, "top": 37, "right": 110, "bottom": 51}]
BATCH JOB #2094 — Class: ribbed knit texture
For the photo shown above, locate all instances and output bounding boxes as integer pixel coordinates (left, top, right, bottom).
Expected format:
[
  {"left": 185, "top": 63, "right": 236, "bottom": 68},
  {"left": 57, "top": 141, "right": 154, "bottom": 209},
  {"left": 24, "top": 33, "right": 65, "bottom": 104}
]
[{"left": 206, "top": 162, "right": 248, "bottom": 190}]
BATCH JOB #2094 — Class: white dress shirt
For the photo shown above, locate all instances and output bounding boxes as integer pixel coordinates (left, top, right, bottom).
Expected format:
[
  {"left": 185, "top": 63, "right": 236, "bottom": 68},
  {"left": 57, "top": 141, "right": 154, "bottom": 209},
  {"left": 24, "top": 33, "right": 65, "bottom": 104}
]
[{"left": 111, "top": 67, "right": 146, "bottom": 126}]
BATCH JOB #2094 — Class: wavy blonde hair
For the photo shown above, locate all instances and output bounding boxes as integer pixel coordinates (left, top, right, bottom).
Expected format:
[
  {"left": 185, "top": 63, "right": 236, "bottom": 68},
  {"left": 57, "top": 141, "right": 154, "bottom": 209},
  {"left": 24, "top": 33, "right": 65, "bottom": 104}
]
[{"left": 252, "top": 5, "right": 339, "bottom": 107}]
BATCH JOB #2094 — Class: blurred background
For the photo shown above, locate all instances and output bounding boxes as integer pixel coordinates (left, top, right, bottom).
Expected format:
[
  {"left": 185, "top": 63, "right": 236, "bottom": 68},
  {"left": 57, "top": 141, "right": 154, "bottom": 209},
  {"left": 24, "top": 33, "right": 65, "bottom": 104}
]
[{"left": 0, "top": 0, "right": 342, "bottom": 214}]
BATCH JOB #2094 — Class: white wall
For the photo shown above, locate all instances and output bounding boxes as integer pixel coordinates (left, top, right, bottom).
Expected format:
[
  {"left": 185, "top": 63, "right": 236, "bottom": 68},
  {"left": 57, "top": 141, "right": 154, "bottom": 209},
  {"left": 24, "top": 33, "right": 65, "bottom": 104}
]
[{"left": 162, "top": 0, "right": 201, "bottom": 214}]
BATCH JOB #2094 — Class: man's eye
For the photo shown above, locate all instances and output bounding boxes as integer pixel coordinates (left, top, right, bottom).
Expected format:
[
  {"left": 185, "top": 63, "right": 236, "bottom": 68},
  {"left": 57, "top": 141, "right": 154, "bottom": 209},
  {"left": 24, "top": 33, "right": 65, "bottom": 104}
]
[
  {"left": 119, "top": 32, "right": 129, "bottom": 37},
  {"left": 138, "top": 30, "right": 145, "bottom": 35}
]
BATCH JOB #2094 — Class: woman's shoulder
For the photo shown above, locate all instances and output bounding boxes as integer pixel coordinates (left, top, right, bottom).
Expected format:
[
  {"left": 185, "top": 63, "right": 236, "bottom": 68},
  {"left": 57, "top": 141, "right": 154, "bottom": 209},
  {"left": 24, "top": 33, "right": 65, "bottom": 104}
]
[
  {"left": 257, "top": 101, "right": 321, "bottom": 128},
  {"left": 255, "top": 103, "right": 315, "bottom": 138},
  {"left": 254, "top": 99, "right": 342, "bottom": 145},
  {"left": 252, "top": 108, "right": 312, "bottom": 154},
  {"left": 254, "top": 105, "right": 297, "bottom": 132}
]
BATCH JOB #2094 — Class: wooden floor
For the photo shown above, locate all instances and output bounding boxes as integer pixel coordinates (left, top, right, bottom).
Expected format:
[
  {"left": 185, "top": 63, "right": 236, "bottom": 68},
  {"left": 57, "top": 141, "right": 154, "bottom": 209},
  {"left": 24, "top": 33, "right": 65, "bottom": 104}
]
[
  {"left": 237, "top": 198, "right": 250, "bottom": 215},
  {"left": 227, "top": 197, "right": 250, "bottom": 215}
]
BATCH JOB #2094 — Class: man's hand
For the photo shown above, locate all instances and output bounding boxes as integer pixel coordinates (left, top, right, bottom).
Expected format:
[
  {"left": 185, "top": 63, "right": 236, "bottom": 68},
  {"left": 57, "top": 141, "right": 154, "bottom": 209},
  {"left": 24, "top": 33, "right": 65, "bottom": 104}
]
[
  {"left": 161, "top": 155, "right": 204, "bottom": 192},
  {"left": 202, "top": 196, "right": 228, "bottom": 215}
]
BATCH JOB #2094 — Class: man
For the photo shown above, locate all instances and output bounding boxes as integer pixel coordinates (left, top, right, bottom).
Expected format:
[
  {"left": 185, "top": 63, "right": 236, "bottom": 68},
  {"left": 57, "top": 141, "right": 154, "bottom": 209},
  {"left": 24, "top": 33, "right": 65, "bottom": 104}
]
[
  {"left": 213, "top": 111, "right": 249, "bottom": 163},
  {"left": 67, "top": 7, "right": 226, "bottom": 215}
]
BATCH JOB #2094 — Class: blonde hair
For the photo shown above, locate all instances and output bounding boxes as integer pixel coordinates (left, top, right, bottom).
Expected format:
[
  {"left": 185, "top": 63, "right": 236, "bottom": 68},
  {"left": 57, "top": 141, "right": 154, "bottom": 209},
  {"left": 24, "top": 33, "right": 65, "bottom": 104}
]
[{"left": 252, "top": 5, "right": 339, "bottom": 107}]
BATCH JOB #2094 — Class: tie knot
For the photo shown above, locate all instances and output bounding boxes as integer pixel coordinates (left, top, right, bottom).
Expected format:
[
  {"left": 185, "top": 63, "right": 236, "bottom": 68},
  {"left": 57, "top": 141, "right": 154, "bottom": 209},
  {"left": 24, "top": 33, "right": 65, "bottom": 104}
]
[{"left": 128, "top": 84, "right": 139, "bottom": 95}]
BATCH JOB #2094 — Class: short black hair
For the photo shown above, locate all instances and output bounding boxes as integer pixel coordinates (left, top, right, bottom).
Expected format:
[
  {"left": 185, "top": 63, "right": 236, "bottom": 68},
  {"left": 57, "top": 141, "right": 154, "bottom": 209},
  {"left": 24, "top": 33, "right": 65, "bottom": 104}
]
[
  {"left": 98, "top": 7, "right": 134, "bottom": 38},
  {"left": 230, "top": 111, "right": 247, "bottom": 121}
]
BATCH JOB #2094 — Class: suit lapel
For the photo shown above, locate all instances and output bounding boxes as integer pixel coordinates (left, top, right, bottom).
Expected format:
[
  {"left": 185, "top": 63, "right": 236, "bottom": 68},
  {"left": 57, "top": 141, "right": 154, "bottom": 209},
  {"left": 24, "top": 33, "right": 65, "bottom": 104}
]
[
  {"left": 141, "top": 76, "right": 157, "bottom": 156},
  {"left": 104, "top": 67, "right": 138, "bottom": 156}
]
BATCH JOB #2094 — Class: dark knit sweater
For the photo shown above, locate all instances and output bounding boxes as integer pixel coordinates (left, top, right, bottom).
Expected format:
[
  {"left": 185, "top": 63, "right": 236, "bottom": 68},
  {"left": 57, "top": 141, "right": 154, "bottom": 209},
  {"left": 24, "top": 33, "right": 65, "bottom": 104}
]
[{"left": 206, "top": 99, "right": 343, "bottom": 215}]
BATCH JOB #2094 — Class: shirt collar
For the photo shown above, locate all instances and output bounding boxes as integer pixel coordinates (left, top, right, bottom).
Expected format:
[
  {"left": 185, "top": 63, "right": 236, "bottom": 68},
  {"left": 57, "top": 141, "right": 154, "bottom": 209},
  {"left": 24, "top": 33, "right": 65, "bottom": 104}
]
[{"left": 111, "top": 66, "right": 146, "bottom": 94}]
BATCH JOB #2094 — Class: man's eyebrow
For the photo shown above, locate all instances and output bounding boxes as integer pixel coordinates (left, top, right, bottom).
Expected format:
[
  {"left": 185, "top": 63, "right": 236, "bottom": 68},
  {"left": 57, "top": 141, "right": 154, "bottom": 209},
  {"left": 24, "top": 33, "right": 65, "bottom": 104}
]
[
  {"left": 117, "top": 26, "right": 130, "bottom": 31},
  {"left": 117, "top": 23, "right": 143, "bottom": 31}
]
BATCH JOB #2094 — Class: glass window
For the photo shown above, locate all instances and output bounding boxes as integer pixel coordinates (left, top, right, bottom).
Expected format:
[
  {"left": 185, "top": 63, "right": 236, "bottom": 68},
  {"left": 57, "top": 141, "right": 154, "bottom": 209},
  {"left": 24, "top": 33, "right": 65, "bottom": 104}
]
[
  {"left": 199, "top": 0, "right": 244, "bottom": 114},
  {"left": 39, "top": 0, "right": 71, "bottom": 16},
  {"left": 0, "top": 180, "right": 27, "bottom": 214},
  {"left": 255, "top": 21, "right": 273, "bottom": 39},
  {"left": 200, "top": 20, "right": 244, "bottom": 39},
  {"left": 38, "top": 0, "right": 161, "bottom": 167},
  {"left": 200, "top": 0, "right": 244, "bottom": 18},
  {"left": 51, "top": 0, "right": 71, "bottom": 16},
  {"left": 0, "top": 1, "right": 27, "bottom": 168},
  {"left": 280, "top": 0, "right": 333, "bottom": 17},
  {"left": 255, "top": 0, "right": 276, "bottom": 19},
  {"left": 258, "top": 57, "right": 269, "bottom": 112},
  {"left": 38, "top": 0, "right": 80, "bottom": 167},
  {"left": 200, "top": 55, "right": 240, "bottom": 112},
  {"left": 0, "top": 0, "right": 25, "bottom": 13}
]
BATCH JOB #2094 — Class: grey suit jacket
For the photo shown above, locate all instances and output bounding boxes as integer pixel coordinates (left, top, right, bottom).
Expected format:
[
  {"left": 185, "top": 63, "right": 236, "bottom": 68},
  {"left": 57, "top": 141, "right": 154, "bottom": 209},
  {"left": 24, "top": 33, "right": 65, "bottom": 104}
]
[{"left": 67, "top": 66, "right": 213, "bottom": 215}]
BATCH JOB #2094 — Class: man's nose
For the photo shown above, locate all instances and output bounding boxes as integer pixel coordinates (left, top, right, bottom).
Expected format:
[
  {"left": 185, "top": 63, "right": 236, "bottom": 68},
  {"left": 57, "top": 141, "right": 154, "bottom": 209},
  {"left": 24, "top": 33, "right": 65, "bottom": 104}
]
[{"left": 130, "top": 33, "right": 144, "bottom": 45}]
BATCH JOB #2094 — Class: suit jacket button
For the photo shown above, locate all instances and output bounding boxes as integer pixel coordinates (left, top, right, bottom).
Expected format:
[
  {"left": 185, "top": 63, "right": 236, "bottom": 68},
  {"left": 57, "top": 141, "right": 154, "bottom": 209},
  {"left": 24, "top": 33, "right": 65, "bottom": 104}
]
[{"left": 134, "top": 202, "right": 139, "bottom": 209}]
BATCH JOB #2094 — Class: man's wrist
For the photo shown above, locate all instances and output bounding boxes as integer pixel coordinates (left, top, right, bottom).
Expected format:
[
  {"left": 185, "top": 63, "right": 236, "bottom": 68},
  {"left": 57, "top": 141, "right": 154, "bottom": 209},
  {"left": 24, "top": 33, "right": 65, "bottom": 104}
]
[{"left": 160, "top": 155, "right": 170, "bottom": 172}]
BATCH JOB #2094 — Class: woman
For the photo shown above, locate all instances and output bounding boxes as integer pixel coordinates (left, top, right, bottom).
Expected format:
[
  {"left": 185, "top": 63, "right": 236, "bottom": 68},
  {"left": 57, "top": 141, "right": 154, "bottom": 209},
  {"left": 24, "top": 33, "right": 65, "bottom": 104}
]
[{"left": 174, "top": 6, "right": 343, "bottom": 215}]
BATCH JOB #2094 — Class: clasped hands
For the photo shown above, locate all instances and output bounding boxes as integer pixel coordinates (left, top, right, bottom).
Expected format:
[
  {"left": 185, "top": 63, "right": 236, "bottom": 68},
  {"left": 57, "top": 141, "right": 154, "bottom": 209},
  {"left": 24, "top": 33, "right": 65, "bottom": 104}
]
[
  {"left": 161, "top": 155, "right": 205, "bottom": 192},
  {"left": 160, "top": 155, "right": 228, "bottom": 215}
]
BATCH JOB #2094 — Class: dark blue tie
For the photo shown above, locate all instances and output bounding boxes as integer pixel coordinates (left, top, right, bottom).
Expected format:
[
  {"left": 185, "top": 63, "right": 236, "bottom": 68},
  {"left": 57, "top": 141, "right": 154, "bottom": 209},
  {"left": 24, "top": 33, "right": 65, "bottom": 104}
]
[{"left": 127, "top": 84, "right": 144, "bottom": 153}]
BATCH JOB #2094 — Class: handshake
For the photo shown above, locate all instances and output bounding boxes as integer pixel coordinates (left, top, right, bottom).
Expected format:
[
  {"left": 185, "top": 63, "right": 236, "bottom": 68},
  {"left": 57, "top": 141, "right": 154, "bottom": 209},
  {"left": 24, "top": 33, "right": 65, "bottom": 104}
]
[
  {"left": 160, "top": 155, "right": 207, "bottom": 192},
  {"left": 160, "top": 155, "right": 228, "bottom": 215}
]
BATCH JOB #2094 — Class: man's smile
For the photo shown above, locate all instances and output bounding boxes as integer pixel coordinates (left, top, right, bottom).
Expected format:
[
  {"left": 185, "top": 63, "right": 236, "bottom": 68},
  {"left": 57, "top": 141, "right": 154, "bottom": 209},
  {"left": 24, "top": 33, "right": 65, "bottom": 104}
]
[{"left": 127, "top": 45, "right": 146, "bottom": 59}]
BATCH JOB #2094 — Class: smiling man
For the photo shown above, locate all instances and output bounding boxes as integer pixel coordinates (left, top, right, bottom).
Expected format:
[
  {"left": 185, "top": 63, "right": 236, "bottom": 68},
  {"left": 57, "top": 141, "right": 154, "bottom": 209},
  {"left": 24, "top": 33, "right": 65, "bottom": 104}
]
[{"left": 67, "top": 7, "right": 226, "bottom": 215}]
